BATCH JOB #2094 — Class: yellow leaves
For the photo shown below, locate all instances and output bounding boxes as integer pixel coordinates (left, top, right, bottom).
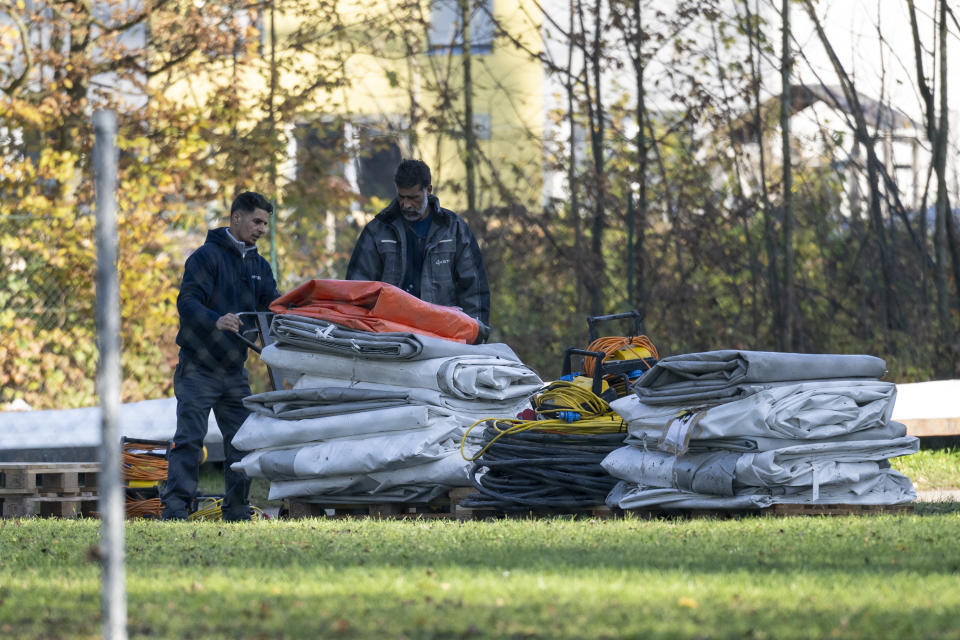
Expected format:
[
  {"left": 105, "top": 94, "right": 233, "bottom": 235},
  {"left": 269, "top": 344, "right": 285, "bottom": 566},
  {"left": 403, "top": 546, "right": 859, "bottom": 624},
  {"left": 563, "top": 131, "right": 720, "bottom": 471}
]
[
  {"left": 0, "top": 97, "right": 45, "bottom": 126},
  {"left": 677, "top": 597, "right": 699, "bottom": 609}
]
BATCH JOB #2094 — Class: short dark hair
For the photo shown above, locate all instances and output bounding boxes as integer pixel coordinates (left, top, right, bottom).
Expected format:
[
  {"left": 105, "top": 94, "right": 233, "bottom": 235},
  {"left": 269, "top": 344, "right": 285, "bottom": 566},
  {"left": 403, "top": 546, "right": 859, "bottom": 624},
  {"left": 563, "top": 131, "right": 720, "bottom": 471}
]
[
  {"left": 231, "top": 191, "right": 273, "bottom": 216},
  {"left": 394, "top": 159, "right": 431, "bottom": 190}
]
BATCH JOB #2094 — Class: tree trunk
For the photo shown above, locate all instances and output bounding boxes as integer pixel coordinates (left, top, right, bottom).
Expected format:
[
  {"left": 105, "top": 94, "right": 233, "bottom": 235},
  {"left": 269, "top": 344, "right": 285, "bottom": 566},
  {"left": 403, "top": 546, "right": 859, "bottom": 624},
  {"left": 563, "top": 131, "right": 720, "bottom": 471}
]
[
  {"left": 746, "top": 0, "right": 781, "bottom": 348},
  {"left": 631, "top": 0, "right": 647, "bottom": 320},
  {"left": 780, "top": 0, "right": 795, "bottom": 351},
  {"left": 460, "top": 0, "right": 477, "bottom": 219}
]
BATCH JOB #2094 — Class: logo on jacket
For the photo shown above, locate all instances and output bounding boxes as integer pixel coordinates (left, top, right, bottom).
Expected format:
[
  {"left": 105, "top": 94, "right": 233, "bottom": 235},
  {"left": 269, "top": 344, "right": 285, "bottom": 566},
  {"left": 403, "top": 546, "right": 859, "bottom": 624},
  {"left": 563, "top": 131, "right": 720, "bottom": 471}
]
[
  {"left": 251, "top": 274, "right": 262, "bottom": 280},
  {"left": 434, "top": 258, "right": 451, "bottom": 265}
]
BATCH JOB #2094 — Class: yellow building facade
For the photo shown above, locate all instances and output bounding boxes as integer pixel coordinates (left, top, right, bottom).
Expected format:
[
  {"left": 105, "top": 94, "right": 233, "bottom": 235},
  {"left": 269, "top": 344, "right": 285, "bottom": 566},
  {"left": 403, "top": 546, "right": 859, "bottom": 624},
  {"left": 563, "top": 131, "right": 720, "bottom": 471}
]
[{"left": 269, "top": 0, "right": 549, "bottom": 213}]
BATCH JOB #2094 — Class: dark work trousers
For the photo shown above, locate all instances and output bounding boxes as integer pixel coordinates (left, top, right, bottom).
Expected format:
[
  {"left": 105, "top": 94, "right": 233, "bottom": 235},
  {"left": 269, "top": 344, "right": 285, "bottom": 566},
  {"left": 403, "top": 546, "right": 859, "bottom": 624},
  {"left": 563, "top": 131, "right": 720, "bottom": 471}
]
[{"left": 161, "top": 360, "right": 253, "bottom": 521}]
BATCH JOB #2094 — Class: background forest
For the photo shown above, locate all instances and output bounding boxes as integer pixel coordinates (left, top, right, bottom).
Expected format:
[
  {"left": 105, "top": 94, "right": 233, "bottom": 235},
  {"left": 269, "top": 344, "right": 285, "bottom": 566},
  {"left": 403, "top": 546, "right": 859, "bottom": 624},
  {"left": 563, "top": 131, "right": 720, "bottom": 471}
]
[{"left": 1, "top": 0, "right": 958, "bottom": 409}]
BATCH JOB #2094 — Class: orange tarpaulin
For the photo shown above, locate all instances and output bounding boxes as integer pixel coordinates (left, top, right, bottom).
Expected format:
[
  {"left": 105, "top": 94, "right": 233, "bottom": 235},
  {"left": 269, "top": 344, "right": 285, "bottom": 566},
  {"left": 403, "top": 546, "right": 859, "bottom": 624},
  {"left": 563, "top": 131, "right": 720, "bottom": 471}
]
[{"left": 269, "top": 279, "right": 479, "bottom": 343}]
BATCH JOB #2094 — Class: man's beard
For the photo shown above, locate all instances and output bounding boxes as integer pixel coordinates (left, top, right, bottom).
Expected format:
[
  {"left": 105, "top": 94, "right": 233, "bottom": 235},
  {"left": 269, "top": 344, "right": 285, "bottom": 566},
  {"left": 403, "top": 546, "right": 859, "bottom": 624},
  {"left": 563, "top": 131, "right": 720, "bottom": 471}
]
[{"left": 401, "top": 197, "right": 429, "bottom": 222}]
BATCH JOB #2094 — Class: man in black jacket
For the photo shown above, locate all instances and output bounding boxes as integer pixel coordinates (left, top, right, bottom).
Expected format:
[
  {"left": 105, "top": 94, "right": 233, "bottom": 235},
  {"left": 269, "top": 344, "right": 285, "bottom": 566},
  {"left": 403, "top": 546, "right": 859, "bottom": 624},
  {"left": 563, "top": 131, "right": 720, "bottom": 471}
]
[
  {"left": 162, "top": 192, "right": 280, "bottom": 521},
  {"left": 345, "top": 159, "right": 490, "bottom": 337}
]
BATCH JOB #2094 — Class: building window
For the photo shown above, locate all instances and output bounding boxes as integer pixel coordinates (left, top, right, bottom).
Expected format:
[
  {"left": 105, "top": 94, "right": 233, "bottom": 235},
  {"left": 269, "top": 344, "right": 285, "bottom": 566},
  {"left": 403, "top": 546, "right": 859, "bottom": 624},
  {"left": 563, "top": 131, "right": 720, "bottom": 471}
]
[
  {"left": 294, "top": 119, "right": 405, "bottom": 202},
  {"left": 428, "top": 0, "right": 494, "bottom": 55},
  {"left": 354, "top": 134, "right": 403, "bottom": 201}
]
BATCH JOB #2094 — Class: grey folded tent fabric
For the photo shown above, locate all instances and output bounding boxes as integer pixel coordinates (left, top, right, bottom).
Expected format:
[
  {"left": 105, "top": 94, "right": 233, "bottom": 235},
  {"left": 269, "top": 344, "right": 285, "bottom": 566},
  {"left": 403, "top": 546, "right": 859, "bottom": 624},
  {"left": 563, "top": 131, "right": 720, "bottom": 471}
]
[
  {"left": 632, "top": 350, "right": 887, "bottom": 405},
  {"left": 294, "top": 375, "right": 529, "bottom": 418},
  {"left": 232, "top": 405, "right": 437, "bottom": 451},
  {"left": 602, "top": 436, "right": 919, "bottom": 497},
  {"left": 243, "top": 387, "right": 411, "bottom": 419},
  {"left": 624, "top": 421, "right": 909, "bottom": 453},
  {"left": 267, "top": 453, "right": 470, "bottom": 500},
  {"left": 270, "top": 314, "right": 520, "bottom": 361},
  {"left": 232, "top": 418, "right": 466, "bottom": 480},
  {"left": 606, "top": 468, "right": 916, "bottom": 510},
  {"left": 612, "top": 380, "right": 897, "bottom": 453},
  {"left": 260, "top": 344, "right": 542, "bottom": 401}
]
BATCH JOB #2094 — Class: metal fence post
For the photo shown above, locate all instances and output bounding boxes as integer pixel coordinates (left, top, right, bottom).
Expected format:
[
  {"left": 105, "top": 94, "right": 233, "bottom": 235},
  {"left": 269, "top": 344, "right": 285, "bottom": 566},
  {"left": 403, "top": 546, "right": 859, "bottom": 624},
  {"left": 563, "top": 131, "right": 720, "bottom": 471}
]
[{"left": 93, "top": 109, "right": 127, "bottom": 640}]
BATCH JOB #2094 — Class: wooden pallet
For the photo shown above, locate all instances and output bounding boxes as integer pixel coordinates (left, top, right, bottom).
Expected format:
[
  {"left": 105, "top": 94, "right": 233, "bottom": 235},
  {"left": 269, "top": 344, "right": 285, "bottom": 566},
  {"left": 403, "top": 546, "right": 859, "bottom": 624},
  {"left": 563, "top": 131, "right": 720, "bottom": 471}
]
[
  {"left": 762, "top": 503, "right": 914, "bottom": 517},
  {"left": 454, "top": 503, "right": 617, "bottom": 521},
  {"left": 1, "top": 494, "right": 99, "bottom": 518},
  {"left": 0, "top": 462, "right": 100, "bottom": 495},
  {"left": 284, "top": 487, "right": 476, "bottom": 520},
  {"left": 0, "top": 463, "right": 101, "bottom": 519},
  {"left": 274, "top": 484, "right": 918, "bottom": 521},
  {"left": 625, "top": 502, "right": 916, "bottom": 519}
]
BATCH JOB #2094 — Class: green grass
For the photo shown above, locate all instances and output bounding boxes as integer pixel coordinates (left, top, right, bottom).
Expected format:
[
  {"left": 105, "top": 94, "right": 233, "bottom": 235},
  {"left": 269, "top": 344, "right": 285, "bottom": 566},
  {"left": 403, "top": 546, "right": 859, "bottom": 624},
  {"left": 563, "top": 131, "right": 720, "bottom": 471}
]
[
  {"left": 3, "top": 514, "right": 960, "bottom": 639},
  {"left": 890, "top": 448, "right": 960, "bottom": 491}
]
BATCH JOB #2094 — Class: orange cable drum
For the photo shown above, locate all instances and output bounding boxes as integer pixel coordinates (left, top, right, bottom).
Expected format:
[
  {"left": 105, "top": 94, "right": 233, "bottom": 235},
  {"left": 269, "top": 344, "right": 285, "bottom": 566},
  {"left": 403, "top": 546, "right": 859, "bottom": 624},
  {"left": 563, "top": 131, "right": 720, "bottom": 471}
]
[{"left": 583, "top": 336, "right": 659, "bottom": 377}]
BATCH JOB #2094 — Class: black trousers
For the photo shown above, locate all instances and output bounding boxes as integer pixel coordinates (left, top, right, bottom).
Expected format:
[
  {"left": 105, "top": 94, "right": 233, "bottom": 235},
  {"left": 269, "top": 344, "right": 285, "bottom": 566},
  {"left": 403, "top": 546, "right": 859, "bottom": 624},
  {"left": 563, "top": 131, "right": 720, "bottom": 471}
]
[{"left": 161, "top": 361, "right": 252, "bottom": 520}]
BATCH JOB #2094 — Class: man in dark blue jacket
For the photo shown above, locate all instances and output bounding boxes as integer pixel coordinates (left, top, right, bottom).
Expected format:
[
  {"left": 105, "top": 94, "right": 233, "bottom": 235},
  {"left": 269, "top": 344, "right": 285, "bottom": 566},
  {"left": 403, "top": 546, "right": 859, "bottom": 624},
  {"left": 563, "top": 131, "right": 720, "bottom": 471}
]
[{"left": 162, "top": 192, "right": 280, "bottom": 521}]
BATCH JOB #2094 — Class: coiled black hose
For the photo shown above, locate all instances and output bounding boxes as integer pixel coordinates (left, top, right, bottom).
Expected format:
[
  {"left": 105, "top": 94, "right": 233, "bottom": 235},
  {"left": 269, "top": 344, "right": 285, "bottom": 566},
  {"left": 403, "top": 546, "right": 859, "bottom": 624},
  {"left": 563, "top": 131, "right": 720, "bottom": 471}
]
[{"left": 460, "top": 431, "right": 626, "bottom": 510}]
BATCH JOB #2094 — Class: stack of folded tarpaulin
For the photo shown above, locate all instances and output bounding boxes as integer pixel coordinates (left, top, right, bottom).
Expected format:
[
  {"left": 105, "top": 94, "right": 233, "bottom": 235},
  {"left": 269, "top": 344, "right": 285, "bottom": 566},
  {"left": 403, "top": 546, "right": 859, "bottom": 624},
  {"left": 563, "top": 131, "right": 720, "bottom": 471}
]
[
  {"left": 231, "top": 279, "right": 543, "bottom": 504},
  {"left": 602, "top": 350, "right": 919, "bottom": 510},
  {"left": 458, "top": 380, "right": 629, "bottom": 511}
]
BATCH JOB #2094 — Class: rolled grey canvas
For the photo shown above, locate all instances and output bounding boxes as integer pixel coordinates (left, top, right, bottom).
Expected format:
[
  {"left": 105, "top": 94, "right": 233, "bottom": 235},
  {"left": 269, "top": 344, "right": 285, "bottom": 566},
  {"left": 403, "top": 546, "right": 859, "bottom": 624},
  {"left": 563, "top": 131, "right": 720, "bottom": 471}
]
[
  {"left": 267, "top": 454, "right": 470, "bottom": 500},
  {"left": 271, "top": 314, "right": 520, "bottom": 361},
  {"left": 612, "top": 380, "right": 897, "bottom": 453},
  {"left": 232, "top": 405, "right": 434, "bottom": 451},
  {"left": 624, "top": 421, "right": 909, "bottom": 453},
  {"left": 232, "top": 418, "right": 468, "bottom": 480},
  {"left": 243, "top": 387, "right": 411, "bottom": 419},
  {"left": 632, "top": 350, "right": 887, "bottom": 405},
  {"left": 606, "top": 468, "right": 916, "bottom": 510},
  {"left": 602, "top": 436, "right": 919, "bottom": 495},
  {"left": 260, "top": 344, "right": 542, "bottom": 401}
]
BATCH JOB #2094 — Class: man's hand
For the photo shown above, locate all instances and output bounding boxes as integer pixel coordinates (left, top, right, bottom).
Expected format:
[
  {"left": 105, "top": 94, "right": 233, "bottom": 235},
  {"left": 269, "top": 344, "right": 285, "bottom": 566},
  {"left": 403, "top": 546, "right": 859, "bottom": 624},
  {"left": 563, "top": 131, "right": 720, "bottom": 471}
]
[{"left": 215, "top": 313, "right": 242, "bottom": 333}]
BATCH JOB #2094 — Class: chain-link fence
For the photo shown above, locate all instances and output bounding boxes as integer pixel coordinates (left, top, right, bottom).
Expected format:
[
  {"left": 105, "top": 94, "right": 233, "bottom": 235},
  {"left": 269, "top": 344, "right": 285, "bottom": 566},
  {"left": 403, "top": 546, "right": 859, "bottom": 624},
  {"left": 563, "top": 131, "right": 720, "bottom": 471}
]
[{"left": 1, "top": 212, "right": 100, "bottom": 409}]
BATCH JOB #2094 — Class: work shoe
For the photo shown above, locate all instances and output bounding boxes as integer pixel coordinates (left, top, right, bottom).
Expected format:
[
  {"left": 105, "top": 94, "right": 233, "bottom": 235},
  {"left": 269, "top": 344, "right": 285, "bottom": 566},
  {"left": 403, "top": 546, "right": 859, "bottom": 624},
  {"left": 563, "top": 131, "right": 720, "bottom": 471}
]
[{"left": 221, "top": 506, "right": 253, "bottom": 522}]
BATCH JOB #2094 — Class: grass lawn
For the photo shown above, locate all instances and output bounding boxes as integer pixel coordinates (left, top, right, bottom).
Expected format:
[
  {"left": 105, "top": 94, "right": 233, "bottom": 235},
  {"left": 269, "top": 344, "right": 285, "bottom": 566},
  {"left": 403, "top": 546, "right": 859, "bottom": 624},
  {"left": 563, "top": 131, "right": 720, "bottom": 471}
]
[
  {"left": 1, "top": 447, "right": 957, "bottom": 638},
  {"left": 890, "top": 447, "right": 960, "bottom": 491},
  {"left": 3, "top": 512, "right": 960, "bottom": 639}
]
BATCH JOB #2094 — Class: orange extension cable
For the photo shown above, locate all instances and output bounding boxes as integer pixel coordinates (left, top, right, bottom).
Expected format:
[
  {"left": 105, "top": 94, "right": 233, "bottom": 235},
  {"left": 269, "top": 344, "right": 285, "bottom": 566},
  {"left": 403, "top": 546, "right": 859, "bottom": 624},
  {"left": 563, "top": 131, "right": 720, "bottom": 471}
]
[
  {"left": 121, "top": 442, "right": 168, "bottom": 482},
  {"left": 583, "top": 335, "right": 659, "bottom": 377},
  {"left": 125, "top": 495, "right": 163, "bottom": 518}
]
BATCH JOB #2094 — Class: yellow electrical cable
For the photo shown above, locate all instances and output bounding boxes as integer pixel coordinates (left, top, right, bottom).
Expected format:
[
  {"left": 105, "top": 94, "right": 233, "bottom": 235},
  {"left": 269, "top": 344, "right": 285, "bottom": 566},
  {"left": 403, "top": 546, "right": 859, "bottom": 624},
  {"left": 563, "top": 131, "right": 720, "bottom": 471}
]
[
  {"left": 187, "top": 497, "right": 266, "bottom": 522},
  {"left": 583, "top": 335, "right": 659, "bottom": 377},
  {"left": 460, "top": 415, "right": 626, "bottom": 461},
  {"left": 533, "top": 380, "right": 611, "bottom": 417},
  {"left": 460, "top": 381, "right": 627, "bottom": 461}
]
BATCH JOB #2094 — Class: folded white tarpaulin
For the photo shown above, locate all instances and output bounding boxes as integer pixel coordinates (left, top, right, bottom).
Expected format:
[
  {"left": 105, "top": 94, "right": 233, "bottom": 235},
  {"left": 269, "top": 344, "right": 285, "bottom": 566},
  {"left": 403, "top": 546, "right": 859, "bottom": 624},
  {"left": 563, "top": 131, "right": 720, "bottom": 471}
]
[
  {"left": 624, "top": 421, "right": 909, "bottom": 453},
  {"left": 633, "top": 350, "right": 887, "bottom": 405},
  {"left": 232, "top": 418, "right": 468, "bottom": 480},
  {"left": 242, "top": 387, "right": 412, "bottom": 420},
  {"left": 294, "top": 374, "right": 531, "bottom": 418},
  {"left": 611, "top": 380, "right": 897, "bottom": 454},
  {"left": 270, "top": 314, "right": 520, "bottom": 361},
  {"left": 266, "top": 453, "right": 470, "bottom": 500},
  {"left": 260, "top": 344, "right": 543, "bottom": 401},
  {"left": 232, "top": 405, "right": 446, "bottom": 451},
  {"left": 606, "top": 468, "right": 917, "bottom": 509},
  {"left": 602, "top": 436, "right": 919, "bottom": 497}
]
